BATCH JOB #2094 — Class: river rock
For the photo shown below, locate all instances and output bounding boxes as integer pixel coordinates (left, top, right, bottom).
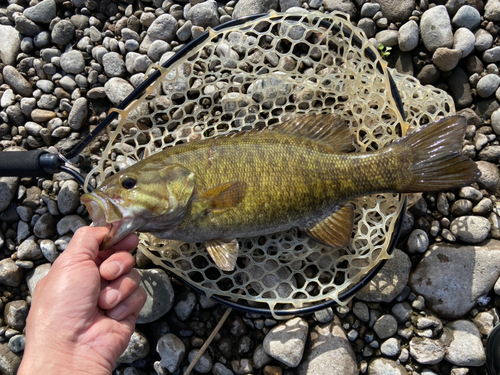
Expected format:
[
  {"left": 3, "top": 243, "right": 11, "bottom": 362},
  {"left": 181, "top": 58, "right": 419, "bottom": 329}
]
[
  {"left": 26, "top": 263, "right": 51, "bottom": 294},
  {"left": 432, "top": 48, "right": 462, "bottom": 72},
  {"left": 0, "top": 259, "right": 24, "bottom": 287},
  {"left": 147, "top": 14, "right": 178, "bottom": 42},
  {"left": 368, "top": 358, "right": 407, "bottom": 375},
  {"left": 445, "top": 320, "right": 486, "bottom": 366},
  {"left": 117, "top": 330, "right": 150, "bottom": 363},
  {"left": 420, "top": 6, "right": 453, "bottom": 52},
  {"left": 398, "top": 20, "right": 419, "bottom": 52},
  {"left": 409, "top": 337, "right": 445, "bottom": 364},
  {"left": 374, "top": 0, "right": 414, "bottom": 23},
  {"left": 0, "top": 26, "right": 21, "bottom": 66},
  {"left": 0, "top": 177, "right": 18, "bottom": 213},
  {"left": 264, "top": 317, "right": 308, "bottom": 367},
  {"left": 453, "top": 28, "right": 475, "bottom": 58},
  {"left": 296, "top": 315, "right": 357, "bottom": 375},
  {"left": 452, "top": 5, "right": 481, "bottom": 29},
  {"left": 409, "top": 240, "right": 500, "bottom": 319},
  {"left": 3, "top": 66, "right": 33, "bottom": 96},
  {"left": 157, "top": 333, "right": 185, "bottom": 372},
  {"left": 355, "top": 249, "right": 411, "bottom": 303},
  {"left": 23, "top": 0, "right": 56, "bottom": 24},
  {"left": 449, "top": 216, "right": 491, "bottom": 243},
  {"left": 5, "top": 300, "right": 28, "bottom": 331},
  {"left": 232, "top": 0, "right": 279, "bottom": 19},
  {"left": 137, "top": 268, "right": 175, "bottom": 324}
]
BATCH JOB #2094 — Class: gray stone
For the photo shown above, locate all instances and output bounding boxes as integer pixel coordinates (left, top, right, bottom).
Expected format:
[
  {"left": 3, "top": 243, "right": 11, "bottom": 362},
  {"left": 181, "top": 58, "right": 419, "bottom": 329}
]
[
  {"left": 473, "top": 310, "right": 496, "bottom": 335},
  {"left": 0, "top": 177, "right": 18, "bottom": 213},
  {"left": 449, "top": 215, "right": 491, "bottom": 243},
  {"left": 475, "top": 29, "right": 493, "bottom": 52},
  {"left": 356, "top": 249, "right": 411, "bottom": 303},
  {"left": 353, "top": 302, "right": 369, "bottom": 322},
  {"left": 23, "top": 0, "right": 56, "bottom": 24},
  {"left": 174, "top": 291, "right": 197, "bottom": 321},
  {"left": 39, "top": 239, "right": 58, "bottom": 262},
  {"left": 56, "top": 215, "right": 86, "bottom": 235},
  {"left": 264, "top": 317, "right": 308, "bottom": 367},
  {"left": 3, "top": 66, "right": 32, "bottom": 96},
  {"left": 253, "top": 344, "right": 272, "bottom": 369},
  {"left": 147, "top": 14, "right": 177, "bottom": 42},
  {"left": 398, "top": 20, "right": 419, "bottom": 52},
  {"left": 102, "top": 52, "right": 126, "bottom": 77},
  {"left": 51, "top": 20, "right": 75, "bottom": 45},
  {"left": 157, "top": 333, "right": 185, "bottom": 372},
  {"left": 188, "top": 349, "right": 213, "bottom": 374},
  {"left": 26, "top": 263, "right": 51, "bottom": 294},
  {"left": 391, "top": 302, "right": 413, "bottom": 323},
  {"left": 357, "top": 18, "right": 377, "bottom": 38},
  {"left": 375, "top": 30, "right": 399, "bottom": 47},
  {"left": 477, "top": 74, "right": 500, "bottom": 98},
  {"left": 15, "top": 15, "right": 42, "bottom": 37},
  {"left": 380, "top": 338, "right": 401, "bottom": 357},
  {"left": 453, "top": 28, "right": 475, "bottom": 58},
  {"left": 0, "top": 25, "right": 21, "bottom": 66},
  {"left": 322, "top": 0, "right": 356, "bottom": 16},
  {"left": 479, "top": 145, "right": 500, "bottom": 161},
  {"left": 409, "top": 337, "right": 445, "bottom": 364},
  {"left": 373, "top": 0, "right": 414, "bottom": 22},
  {"left": 459, "top": 186, "right": 483, "bottom": 202},
  {"left": 420, "top": 6, "right": 453, "bottom": 53},
  {"left": 450, "top": 199, "right": 473, "bottom": 216},
  {"left": 60, "top": 50, "right": 85, "bottom": 74},
  {"left": 296, "top": 315, "right": 357, "bottom": 375},
  {"left": 314, "top": 307, "right": 334, "bottom": 323},
  {"left": 448, "top": 67, "right": 473, "bottom": 108},
  {"left": 485, "top": 0, "right": 500, "bottom": 21},
  {"left": 232, "top": 0, "right": 279, "bottom": 19},
  {"left": 432, "top": 48, "right": 462, "bottom": 72},
  {"left": 147, "top": 40, "right": 170, "bottom": 62},
  {"left": 68, "top": 97, "right": 88, "bottom": 131},
  {"left": 57, "top": 180, "right": 80, "bottom": 214},
  {"left": 33, "top": 213, "right": 56, "bottom": 239},
  {"left": 445, "top": 320, "right": 485, "bottom": 366},
  {"left": 483, "top": 46, "right": 500, "bottom": 63},
  {"left": 0, "top": 343, "right": 21, "bottom": 375},
  {"left": 104, "top": 77, "right": 134, "bottom": 106},
  {"left": 18, "top": 236, "right": 43, "bottom": 260},
  {"left": 476, "top": 161, "right": 500, "bottom": 193},
  {"left": 0, "top": 258, "right": 24, "bottom": 287},
  {"left": 368, "top": 358, "right": 407, "bottom": 375},
  {"left": 407, "top": 229, "right": 429, "bottom": 254},
  {"left": 373, "top": 314, "right": 398, "bottom": 339},
  {"left": 418, "top": 64, "right": 440, "bottom": 85},
  {"left": 452, "top": 5, "right": 481, "bottom": 30},
  {"left": 360, "top": 2, "right": 380, "bottom": 17},
  {"left": 5, "top": 300, "right": 28, "bottom": 331},
  {"left": 137, "top": 268, "right": 174, "bottom": 324},
  {"left": 8, "top": 334, "right": 25, "bottom": 353},
  {"left": 409, "top": 240, "right": 500, "bottom": 319},
  {"left": 117, "top": 330, "right": 150, "bottom": 364},
  {"left": 188, "top": 0, "right": 219, "bottom": 28}
]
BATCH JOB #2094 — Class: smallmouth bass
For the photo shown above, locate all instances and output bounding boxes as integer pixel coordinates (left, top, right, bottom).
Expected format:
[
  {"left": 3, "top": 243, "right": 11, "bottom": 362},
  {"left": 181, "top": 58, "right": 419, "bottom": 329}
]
[{"left": 82, "top": 114, "right": 479, "bottom": 271}]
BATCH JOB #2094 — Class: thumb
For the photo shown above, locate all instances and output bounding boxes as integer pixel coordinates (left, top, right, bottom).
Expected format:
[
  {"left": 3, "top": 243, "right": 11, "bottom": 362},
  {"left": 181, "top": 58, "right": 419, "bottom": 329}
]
[{"left": 61, "top": 226, "right": 110, "bottom": 263}]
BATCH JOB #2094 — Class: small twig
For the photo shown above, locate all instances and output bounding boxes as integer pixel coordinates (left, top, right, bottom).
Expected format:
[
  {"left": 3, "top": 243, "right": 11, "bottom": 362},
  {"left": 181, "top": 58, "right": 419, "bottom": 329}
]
[{"left": 182, "top": 306, "right": 233, "bottom": 375}]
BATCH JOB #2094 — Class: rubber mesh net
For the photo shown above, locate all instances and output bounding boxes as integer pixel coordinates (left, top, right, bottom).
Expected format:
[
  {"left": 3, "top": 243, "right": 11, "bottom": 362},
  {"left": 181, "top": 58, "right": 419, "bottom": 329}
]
[{"left": 85, "top": 12, "right": 454, "bottom": 318}]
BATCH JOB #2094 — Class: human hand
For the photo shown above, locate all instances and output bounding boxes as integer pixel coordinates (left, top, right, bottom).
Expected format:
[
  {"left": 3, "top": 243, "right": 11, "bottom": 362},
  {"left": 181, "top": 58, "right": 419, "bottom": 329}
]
[{"left": 18, "top": 226, "right": 147, "bottom": 375}]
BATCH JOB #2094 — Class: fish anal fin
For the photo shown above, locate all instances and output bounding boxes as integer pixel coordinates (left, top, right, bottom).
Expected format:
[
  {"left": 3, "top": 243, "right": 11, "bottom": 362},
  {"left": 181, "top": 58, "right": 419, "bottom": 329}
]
[
  {"left": 304, "top": 204, "right": 354, "bottom": 248},
  {"left": 271, "top": 114, "right": 354, "bottom": 153},
  {"left": 205, "top": 239, "right": 239, "bottom": 271},
  {"left": 199, "top": 181, "right": 247, "bottom": 213}
]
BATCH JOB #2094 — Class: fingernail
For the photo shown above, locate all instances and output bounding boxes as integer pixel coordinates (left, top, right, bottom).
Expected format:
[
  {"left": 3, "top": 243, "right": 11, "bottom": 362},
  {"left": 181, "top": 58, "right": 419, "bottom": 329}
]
[
  {"left": 106, "top": 261, "right": 122, "bottom": 277},
  {"left": 109, "top": 303, "right": 126, "bottom": 320},
  {"left": 105, "top": 289, "right": 119, "bottom": 307}
]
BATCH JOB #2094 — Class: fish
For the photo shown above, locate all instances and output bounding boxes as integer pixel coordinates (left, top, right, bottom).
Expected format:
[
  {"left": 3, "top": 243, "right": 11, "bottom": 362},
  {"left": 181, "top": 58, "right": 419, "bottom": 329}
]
[{"left": 81, "top": 114, "right": 479, "bottom": 271}]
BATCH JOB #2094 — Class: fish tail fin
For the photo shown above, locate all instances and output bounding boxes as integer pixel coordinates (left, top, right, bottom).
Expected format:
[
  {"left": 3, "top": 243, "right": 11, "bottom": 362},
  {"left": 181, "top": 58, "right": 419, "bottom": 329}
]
[{"left": 394, "top": 116, "right": 480, "bottom": 193}]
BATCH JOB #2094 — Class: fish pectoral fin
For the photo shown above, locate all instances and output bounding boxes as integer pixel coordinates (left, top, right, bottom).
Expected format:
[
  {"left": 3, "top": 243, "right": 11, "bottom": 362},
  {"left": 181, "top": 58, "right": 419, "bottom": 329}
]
[
  {"left": 205, "top": 239, "right": 239, "bottom": 271},
  {"left": 304, "top": 204, "right": 354, "bottom": 248},
  {"left": 199, "top": 181, "right": 247, "bottom": 213}
]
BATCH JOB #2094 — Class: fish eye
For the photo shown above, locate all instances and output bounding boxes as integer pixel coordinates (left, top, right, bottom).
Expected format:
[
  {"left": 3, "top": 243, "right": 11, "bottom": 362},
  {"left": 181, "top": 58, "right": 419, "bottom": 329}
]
[{"left": 121, "top": 177, "right": 137, "bottom": 189}]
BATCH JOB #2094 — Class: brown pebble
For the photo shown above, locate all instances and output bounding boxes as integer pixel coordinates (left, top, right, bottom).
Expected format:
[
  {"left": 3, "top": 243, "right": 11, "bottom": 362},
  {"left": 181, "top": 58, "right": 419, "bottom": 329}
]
[
  {"left": 263, "top": 365, "right": 282, "bottom": 375},
  {"left": 31, "top": 109, "right": 56, "bottom": 123}
]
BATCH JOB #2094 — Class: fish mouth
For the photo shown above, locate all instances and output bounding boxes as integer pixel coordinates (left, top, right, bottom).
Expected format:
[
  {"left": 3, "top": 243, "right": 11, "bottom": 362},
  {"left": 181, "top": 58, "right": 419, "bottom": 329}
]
[{"left": 81, "top": 192, "right": 137, "bottom": 250}]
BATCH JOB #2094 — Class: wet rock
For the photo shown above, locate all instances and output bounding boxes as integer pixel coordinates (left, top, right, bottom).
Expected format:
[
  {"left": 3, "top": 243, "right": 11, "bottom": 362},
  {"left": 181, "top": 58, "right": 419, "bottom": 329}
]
[
  {"left": 0, "top": 25, "right": 21, "bottom": 66},
  {"left": 5, "top": 300, "right": 28, "bottom": 331},
  {"left": 33, "top": 213, "right": 56, "bottom": 239},
  {"left": 137, "top": 268, "right": 174, "bottom": 324},
  {"left": 445, "top": 320, "right": 485, "bottom": 366},
  {"left": 0, "top": 258, "right": 24, "bottom": 287},
  {"left": 420, "top": 6, "right": 453, "bottom": 52},
  {"left": 356, "top": 249, "right": 411, "bottom": 303},
  {"left": 264, "top": 317, "right": 308, "bottom": 367},
  {"left": 296, "top": 315, "right": 357, "bottom": 375},
  {"left": 117, "top": 330, "right": 150, "bottom": 363},
  {"left": 409, "top": 240, "right": 500, "bottom": 319},
  {"left": 3, "top": 66, "right": 32, "bottom": 96},
  {"left": 157, "top": 333, "right": 185, "bottom": 372}
]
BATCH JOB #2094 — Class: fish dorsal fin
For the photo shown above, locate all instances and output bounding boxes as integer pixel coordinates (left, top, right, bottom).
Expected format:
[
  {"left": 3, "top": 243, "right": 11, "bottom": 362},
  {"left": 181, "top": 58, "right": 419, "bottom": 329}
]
[
  {"left": 205, "top": 238, "right": 239, "bottom": 271},
  {"left": 271, "top": 114, "right": 354, "bottom": 153},
  {"left": 304, "top": 204, "right": 354, "bottom": 248},
  {"left": 199, "top": 181, "right": 247, "bottom": 213}
]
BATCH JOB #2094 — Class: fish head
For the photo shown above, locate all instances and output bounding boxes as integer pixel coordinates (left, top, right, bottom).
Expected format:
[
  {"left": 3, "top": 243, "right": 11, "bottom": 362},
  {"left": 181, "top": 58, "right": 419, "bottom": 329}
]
[{"left": 81, "top": 163, "right": 196, "bottom": 249}]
